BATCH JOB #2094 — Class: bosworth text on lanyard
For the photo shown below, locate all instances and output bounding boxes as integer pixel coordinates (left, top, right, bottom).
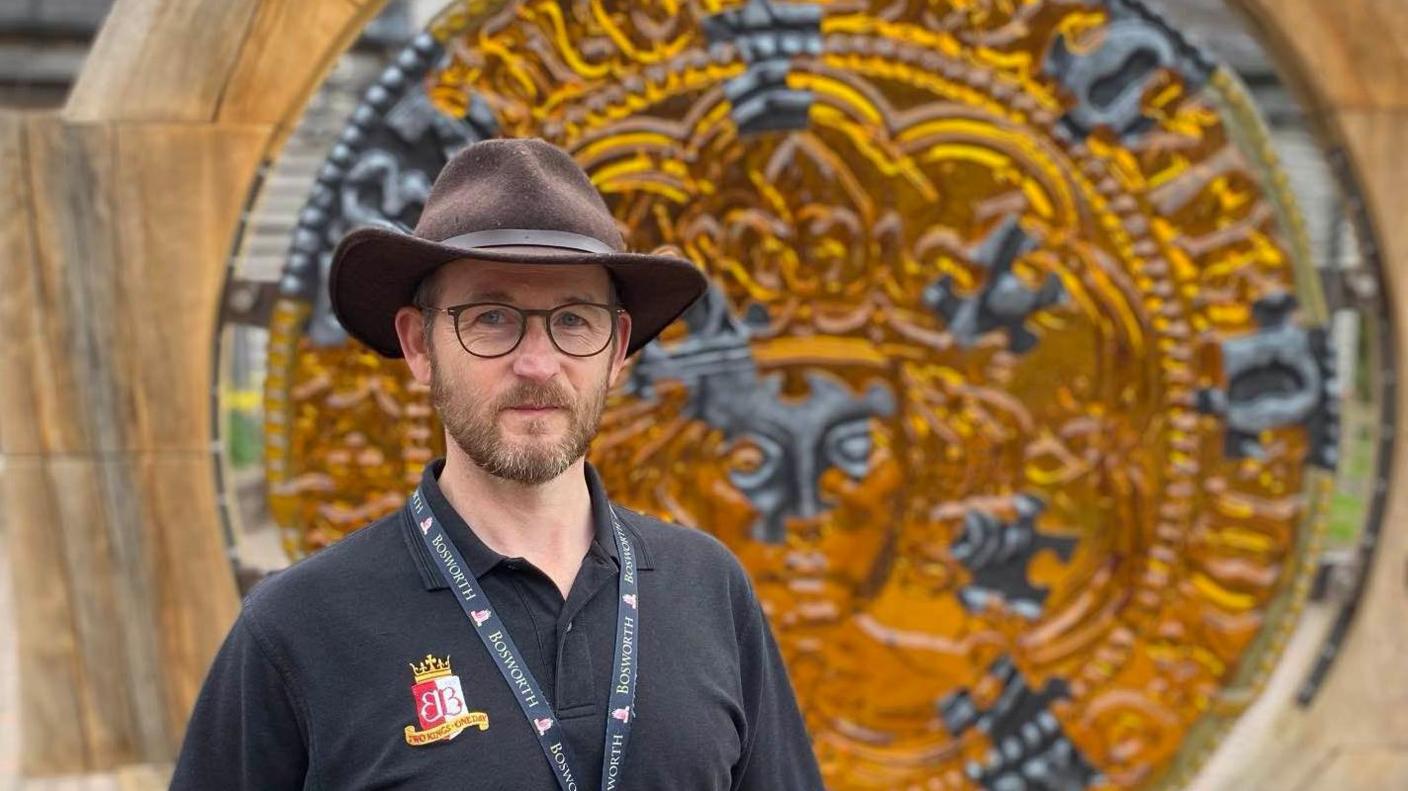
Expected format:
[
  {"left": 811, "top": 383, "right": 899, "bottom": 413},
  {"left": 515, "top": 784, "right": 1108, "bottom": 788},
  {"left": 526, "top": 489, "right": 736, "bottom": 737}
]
[{"left": 408, "top": 487, "right": 640, "bottom": 791}]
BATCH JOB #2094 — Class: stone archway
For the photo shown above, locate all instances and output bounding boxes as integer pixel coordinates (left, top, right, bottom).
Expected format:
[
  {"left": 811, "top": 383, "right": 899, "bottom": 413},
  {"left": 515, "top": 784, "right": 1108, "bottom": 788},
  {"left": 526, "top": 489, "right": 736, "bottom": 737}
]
[
  {"left": 1203, "top": 1, "right": 1408, "bottom": 787},
  {"left": 0, "top": 0, "right": 389, "bottom": 773},
  {"left": 0, "top": 0, "right": 1402, "bottom": 784}
]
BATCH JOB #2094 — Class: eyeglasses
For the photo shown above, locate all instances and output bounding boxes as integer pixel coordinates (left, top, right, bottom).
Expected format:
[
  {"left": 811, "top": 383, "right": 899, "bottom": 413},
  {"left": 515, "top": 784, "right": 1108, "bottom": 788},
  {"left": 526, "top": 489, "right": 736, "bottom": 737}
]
[{"left": 419, "top": 301, "right": 623, "bottom": 358}]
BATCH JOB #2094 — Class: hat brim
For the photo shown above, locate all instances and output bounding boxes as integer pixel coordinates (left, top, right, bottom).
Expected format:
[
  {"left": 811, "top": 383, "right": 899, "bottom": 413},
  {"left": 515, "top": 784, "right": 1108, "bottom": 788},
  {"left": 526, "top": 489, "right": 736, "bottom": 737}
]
[{"left": 328, "top": 226, "right": 710, "bottom": 358}]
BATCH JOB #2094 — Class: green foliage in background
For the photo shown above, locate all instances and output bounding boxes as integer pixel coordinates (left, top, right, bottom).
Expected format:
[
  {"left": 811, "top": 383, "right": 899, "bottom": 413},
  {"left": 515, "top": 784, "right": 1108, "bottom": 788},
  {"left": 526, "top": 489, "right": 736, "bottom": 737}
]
[{"left": 226, "top": 410, "right": 263, "bottom": 470}]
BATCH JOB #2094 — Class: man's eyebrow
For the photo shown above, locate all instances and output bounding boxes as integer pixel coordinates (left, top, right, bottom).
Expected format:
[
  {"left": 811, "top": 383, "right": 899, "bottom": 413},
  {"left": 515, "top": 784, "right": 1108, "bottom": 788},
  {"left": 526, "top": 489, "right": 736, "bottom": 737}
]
[
  {"left": 464, "top": 289, "right": 514, "bottom": 303},
  {"left": 459, "top": 290, "right": 604, "bottom": 304}
]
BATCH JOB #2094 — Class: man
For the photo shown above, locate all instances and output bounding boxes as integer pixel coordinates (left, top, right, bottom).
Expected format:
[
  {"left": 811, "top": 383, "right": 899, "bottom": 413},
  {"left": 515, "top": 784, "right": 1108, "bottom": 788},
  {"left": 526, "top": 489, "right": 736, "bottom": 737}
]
[{"left": 171, "top": 138, "right": 824, "bottom": 790}]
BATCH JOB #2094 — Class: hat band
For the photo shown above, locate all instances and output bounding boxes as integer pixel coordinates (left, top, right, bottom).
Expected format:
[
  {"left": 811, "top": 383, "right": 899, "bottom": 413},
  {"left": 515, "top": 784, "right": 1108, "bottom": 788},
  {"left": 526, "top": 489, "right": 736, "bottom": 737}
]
[{"left": 440, "top": 228, "right": 617, "bottom": 255}]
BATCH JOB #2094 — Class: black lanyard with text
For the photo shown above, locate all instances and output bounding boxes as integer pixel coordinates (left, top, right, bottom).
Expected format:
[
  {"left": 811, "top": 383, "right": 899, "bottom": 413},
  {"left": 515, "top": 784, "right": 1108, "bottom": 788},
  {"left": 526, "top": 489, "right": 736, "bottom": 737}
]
[{"left": 409, "top": 486, "right": 639, "bottom": 791}]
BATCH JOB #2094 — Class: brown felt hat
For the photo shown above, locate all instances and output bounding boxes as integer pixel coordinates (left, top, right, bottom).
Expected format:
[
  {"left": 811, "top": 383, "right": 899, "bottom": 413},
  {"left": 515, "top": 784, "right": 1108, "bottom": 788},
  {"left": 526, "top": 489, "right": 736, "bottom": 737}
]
[{"left": 329, "top": 137, "right": 708, "bottom": 358}]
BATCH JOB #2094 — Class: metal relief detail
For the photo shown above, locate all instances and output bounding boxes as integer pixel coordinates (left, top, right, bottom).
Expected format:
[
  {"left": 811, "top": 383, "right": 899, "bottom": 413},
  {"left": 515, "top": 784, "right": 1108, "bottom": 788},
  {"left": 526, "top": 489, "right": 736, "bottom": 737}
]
[
  {"left": 1045, "top": 0, "right": 1214, "bottom": 143},
  {"left": 1196, "top": 293, "right": 1340, "bottom": 469},
  {"left": 260, "top": 1, "right": 1340, "bottom": 788},
  {"left": 264, "top": 32, "right": 497, "bottom": 550},
  {"left": 941, "top": 657, "right": 1100, "bottom": 791},
  {"left": 950, "top": 495, "right": 1077, "bottom": 620},
  {"left": 924, "top": 215, "right": 1067, "bottom": 354},
  {"left": 703, "top": 0, "right": 821, "bottom": 134},
  {"left": 632, "top": 287, "right": 897, "bottom": 543},
  {"left": 712, "top": 371, "right": 896, "bottom": 543}
]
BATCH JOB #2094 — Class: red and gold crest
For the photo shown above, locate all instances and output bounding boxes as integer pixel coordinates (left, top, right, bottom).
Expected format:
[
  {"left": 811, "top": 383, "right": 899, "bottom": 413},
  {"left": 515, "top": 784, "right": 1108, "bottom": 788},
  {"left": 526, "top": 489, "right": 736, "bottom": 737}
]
[{"left": 404, "top": 654, "right": 489, "bottom": 746}]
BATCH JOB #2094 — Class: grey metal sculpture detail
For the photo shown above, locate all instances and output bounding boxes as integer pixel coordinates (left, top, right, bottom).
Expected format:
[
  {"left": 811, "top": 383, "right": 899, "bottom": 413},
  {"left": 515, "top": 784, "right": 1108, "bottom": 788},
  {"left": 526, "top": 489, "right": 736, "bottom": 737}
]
[
  {"left": 950, "top": 494, "right": 1078, "bottom": 620},
  {"left": 1196, "top": 293, "right": 1340, "bottom": 469},
  {"left": 712, "top": 372, "right": 895, "bottom": 543},
  {"left": 702, "top": 0, "right": 821, "bottom": 134},
  {"left": 924, "top": 215, "right": 1066, "bottom": 353},
  {"left": 940, "top": 656, "right": 1099, "bottom": 791},
  {"left": 631, "top": 287, "right": 896, "bottom": 543},
  {"left": 339, "top": 149, "right": 433, "bottom": 232},
  {"left": 281, "top": 33, "right": 500, "bottom": 347},
  {"left": 1044, "top": 0, "right": 1214, "bottom": 143},
  {"left": 627, "top": 284, "right": 761, "bottom": 395}
]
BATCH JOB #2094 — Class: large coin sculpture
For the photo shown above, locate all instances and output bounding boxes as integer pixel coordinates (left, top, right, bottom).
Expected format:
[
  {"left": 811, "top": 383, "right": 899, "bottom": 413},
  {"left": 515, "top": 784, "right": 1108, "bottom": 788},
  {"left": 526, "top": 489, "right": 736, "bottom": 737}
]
[{"left": 261, "top": 0, "right": 1338, "bottom": 787}]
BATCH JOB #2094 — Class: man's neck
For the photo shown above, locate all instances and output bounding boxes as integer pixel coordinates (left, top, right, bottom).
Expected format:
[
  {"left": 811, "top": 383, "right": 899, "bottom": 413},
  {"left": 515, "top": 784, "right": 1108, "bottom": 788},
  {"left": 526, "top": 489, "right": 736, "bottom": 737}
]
[{"left": 435, "top": 446, "right": 595, "bottom": 598}]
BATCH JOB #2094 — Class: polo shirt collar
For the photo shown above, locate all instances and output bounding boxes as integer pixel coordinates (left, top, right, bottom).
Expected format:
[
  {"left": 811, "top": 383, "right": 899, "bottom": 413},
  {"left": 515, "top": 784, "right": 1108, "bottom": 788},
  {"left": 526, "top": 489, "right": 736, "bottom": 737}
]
[{"left": 402, "top": 458, "right": 653, "bottom": 591}]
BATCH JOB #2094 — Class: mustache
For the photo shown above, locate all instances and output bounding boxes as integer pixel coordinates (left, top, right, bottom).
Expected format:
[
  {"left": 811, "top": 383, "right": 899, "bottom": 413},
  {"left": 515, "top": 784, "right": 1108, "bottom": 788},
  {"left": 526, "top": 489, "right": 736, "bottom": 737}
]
[{"left": 496, "top": 382, "right": 572, "bottom": 411}]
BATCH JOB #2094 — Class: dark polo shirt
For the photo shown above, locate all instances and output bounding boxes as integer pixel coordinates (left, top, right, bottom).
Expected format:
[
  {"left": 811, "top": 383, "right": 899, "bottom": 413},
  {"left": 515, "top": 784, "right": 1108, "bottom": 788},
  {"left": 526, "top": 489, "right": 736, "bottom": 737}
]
[{"left": 171, "top": 459, "right": 822, "bottom": 790}]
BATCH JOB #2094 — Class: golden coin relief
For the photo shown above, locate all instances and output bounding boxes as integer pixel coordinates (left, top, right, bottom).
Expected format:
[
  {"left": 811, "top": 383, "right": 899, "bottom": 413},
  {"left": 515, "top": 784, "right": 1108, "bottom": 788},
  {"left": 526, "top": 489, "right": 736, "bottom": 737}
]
[{"left": 263, "top": 1, "right": 1337, "bottom": 788}]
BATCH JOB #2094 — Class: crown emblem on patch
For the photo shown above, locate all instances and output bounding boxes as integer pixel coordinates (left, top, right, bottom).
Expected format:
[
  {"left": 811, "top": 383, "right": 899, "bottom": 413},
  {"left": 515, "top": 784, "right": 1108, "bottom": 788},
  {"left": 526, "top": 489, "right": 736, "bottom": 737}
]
[{"left": 410, "top": 653, "right": 453, "bottom": 683}]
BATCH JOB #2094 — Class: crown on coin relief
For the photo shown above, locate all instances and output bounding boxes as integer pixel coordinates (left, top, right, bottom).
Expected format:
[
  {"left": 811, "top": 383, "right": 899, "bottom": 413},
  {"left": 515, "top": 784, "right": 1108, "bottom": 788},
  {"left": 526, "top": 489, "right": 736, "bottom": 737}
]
[{"left": 410, "top": 654, "right": 453, "bottom": 683}]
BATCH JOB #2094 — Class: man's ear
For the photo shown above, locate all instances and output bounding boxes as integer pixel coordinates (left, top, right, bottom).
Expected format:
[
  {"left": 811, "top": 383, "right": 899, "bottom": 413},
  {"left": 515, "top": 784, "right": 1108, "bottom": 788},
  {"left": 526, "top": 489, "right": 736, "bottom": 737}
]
[
  {"left": 606, "top": 309, "right": 633, "bottom": 388},
  {"left": 393, "top": 306, "right": 433, "bottom": 385}
]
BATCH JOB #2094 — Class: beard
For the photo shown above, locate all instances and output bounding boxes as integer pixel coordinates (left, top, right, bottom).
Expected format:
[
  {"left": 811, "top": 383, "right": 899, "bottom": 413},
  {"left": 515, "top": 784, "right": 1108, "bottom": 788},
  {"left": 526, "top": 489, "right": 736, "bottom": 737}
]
[{"left": 429, "top": 352, "right": 610, "bottom": 486}]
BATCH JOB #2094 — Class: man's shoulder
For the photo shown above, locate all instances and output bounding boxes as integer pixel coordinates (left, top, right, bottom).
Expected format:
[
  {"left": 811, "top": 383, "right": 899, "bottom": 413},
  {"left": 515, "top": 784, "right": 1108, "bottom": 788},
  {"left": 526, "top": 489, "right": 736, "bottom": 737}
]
[
  {"left": 610, "top": 505, "right": 768, "bottom": 646},
  {"left": 242, "top": 510, "right": 412, "bottom": 624},
  {"left": 610, "top": 504, "right": 750, "bottom": 581}
]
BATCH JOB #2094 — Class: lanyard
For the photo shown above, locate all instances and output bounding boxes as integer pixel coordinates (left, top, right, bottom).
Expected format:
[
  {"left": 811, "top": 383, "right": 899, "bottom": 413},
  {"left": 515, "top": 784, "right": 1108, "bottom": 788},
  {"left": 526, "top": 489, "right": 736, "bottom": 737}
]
[{"left": 409, "top": 487, "right": 639, "bottom": 791}]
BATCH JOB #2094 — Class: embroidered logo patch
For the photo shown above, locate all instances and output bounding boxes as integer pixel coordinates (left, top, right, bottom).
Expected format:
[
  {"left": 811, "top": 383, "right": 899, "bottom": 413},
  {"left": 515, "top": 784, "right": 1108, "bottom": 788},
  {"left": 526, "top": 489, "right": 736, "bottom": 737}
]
[
  {"left": 612, "top": 706, "right": 631, "bottom": 723},
  {"left": 418, "top": 517, "right": 433, "bottom": 534},
  {"left": 622, "top": 593, "right": 637, "bottom": 609},
  {"left": 404, "top": 654, "right": 489, "bottom": 746},
  {"left": 533, "top": 717, "right": 554, "bottom": 735},
  {"left": 470, "top": 609, "right": 491, "bottom": 627}
]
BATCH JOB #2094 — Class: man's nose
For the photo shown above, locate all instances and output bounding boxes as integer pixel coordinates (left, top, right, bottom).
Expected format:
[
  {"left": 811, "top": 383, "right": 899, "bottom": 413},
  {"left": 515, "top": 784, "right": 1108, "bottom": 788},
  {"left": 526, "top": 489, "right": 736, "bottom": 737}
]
[{"left": 510, "top": 318, "right": 563, "bottom": 381}]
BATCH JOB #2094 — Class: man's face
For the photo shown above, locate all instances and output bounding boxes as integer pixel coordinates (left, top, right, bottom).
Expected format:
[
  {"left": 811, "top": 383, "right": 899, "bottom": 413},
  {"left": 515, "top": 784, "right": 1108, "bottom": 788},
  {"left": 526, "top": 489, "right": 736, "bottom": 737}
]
[{"left": 396, "top": 259, "right": 631, "bottom": 485}]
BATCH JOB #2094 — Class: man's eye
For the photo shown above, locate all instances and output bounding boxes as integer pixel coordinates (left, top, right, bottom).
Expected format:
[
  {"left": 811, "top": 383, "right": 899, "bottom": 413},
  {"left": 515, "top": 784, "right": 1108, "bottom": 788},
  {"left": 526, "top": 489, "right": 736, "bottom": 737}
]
[
  {"left": 556, "top": 311, "right": 587, "bottom": 327},
  {"left": 475, "top": 310, "right": 505, "bottom": 325}
]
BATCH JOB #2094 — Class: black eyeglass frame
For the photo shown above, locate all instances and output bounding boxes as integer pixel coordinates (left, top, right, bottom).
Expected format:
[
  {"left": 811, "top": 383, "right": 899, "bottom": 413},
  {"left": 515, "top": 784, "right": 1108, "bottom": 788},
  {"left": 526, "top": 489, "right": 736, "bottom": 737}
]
[{"left": 417, "top": 300, "right": 625, "bottom": 359}]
